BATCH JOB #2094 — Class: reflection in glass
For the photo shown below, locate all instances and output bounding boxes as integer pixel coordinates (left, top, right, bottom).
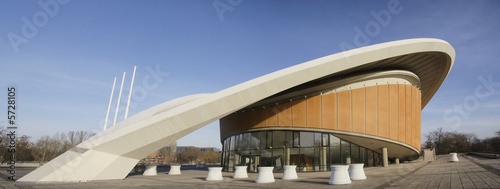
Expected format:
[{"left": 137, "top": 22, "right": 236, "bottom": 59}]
[
  {"left": 221, "top": 131, "right": 382, "bottom": 172},
  {"left": 300, "top": 132, "right": 314, "bottom": 147},
  {"left": 341, "top": 140, "right": 351, "bottom": 164},
  {"left": 351, "top": 143, "right": 360, "bottom": 163}
]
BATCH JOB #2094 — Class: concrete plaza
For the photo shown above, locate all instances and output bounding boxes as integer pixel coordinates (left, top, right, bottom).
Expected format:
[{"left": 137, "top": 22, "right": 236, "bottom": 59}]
[{"left": 1, "top": 154, "right": 499, "bottom": 189}]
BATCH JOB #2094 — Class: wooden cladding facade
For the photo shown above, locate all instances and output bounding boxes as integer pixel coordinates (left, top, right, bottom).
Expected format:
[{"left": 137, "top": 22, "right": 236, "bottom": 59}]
[{"left": 220, "top": 84, "right": 422, "bottom": 150}]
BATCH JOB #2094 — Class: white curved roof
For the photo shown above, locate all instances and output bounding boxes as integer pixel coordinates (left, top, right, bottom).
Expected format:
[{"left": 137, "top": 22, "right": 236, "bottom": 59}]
[{"left": 19, "top": 38, "right": 455, "bottom": 182}]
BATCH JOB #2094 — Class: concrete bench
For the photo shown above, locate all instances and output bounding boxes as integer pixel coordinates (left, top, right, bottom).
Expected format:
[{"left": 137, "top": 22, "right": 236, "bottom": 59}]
[
  {"left": 329, "top": 165, "right": 351, "bottom": 185},
  {"left": 143, "top": 164, "right": 157, "bottom": 176},
  {"left": 206, "top": 167, "right": 223, "bottom": 181},
  {"left": 349, "top": 163, "right": 366, "bottom": 180},
  {"left": 255, "top": 167, "right": 275, "bottom": 183},
  {"left": 450, "top": 153, "right": 459, "bottom": 162},
  {"left": 169, "top": 165, "right": 181, "bottom": 175},
  {"left": 282, "top": 165, "right": 298, "bottom": 180},
  {"left": 233, "top": 166, "right": 248, "bottom": 178}
]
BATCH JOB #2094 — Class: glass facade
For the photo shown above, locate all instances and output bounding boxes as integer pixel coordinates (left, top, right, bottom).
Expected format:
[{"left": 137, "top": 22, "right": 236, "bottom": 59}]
[{"left": 221, "top": 130, "right": 382, "bottom": 172}]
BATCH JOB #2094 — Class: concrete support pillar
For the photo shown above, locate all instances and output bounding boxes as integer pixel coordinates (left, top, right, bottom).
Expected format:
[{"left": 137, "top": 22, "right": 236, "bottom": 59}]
[
  {"left": 285, "top": 148, "right": 290, "bottom": 166},
  {"left": 382, "top": 147, "right": 388, "bottom": 167},
  {"left": 395, "top": 158, "right": 400, "bottom": 165}
]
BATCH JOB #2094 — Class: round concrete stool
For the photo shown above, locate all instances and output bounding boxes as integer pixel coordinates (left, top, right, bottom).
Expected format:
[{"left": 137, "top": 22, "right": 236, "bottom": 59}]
[
  {"left": 143, "top": 164, "right": 157, "bottom": 176},
  {"left": 329, "top": 165, "right": 351, "bottom": 185},
  {"left": 282, "top": 165, "right": 298, "bottom": 180},
  {"left": 169, "top": 165, "right": 181, "bottom": 175},
  {"left": 206, "top": 167, "right": 223, "bottom": 181},
  {"left": 233, "top": 166, "right": 248, "bottom": 178},
  {"left": 255, "top": 167, "right": 275, "bottom": 183},
  {"left": 349, "top": 163, "right": 366, "bottom": 180},
  {"left": 450, "top": 153, "right": 459, "bottom": 162}
]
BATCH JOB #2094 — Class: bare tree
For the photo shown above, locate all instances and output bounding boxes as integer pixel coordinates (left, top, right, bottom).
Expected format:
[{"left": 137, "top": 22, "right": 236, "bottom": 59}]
[
  {"left": 201, "top": 150, "right": 219, "bottom": 164},
  {"left": 177, "top": 147, "right": 201, "bottom": 165},
  {"left": 159, "top": 143, "right": 177, "bottom": 164},
  {"left": 30, "top": 130, "right": 95, "bottom": 163}
]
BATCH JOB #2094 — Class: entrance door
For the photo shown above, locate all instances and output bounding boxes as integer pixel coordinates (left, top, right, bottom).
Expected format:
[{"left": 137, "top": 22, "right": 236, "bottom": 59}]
[{"left": 241, "top": 155, "right": 259, "bottom": 173}]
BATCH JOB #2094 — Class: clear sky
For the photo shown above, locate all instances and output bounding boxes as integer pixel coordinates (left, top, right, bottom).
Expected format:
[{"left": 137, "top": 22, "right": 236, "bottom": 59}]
[{"left": 1, "top": 0, "right": 499, "bottom": 150}]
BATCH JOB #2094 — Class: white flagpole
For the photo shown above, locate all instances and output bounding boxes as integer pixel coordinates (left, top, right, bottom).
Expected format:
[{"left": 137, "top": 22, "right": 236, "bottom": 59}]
[
  {"left": 124, "top": 66, "right": 136, "bottom": 119},
  {"left": 103, "top": 77, "right": 117, "bottom": 131},
  {"left": 113, "top": 72, "right": 126, "bottom": 126}
]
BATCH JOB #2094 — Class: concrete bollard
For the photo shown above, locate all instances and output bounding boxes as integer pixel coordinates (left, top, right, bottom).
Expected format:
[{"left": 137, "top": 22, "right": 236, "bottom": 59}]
[
  {"left": 206, "top": 167, "right": 223, "bottom": 181},
  {"left": 450, "top": 153, "right": 459, "bottom": 162},
  {"left": 233, "top": 166, "right": 248, "bottom": 178},
  {"left": 255, "top": 167, "right": 275, "bottom": 183},
  {"left": 282, "top": 165, "right": 298, "bottom": 180},
  {"left": 349, "top": 163, "right": 366, "bottom": 180},
  {"left": 143, "top": 164, "right": 157, "bottom": 176},
  {"left": 169, "top": 165, "right": 182, "bottom": 175},
  {"left": 329, "top": 165, "right": 351, "bottom": 185}
]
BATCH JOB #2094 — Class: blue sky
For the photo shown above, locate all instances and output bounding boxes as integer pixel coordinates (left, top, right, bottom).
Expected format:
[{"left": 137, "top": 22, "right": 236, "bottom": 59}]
[{"left": 1, "top": 0, "right": 499, "bottom": 149}]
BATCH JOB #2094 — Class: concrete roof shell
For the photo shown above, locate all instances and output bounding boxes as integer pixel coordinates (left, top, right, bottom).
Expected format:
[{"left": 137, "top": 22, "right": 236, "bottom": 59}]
[{"left": 19, "top": 38, "right": 455, "bottom": 182}]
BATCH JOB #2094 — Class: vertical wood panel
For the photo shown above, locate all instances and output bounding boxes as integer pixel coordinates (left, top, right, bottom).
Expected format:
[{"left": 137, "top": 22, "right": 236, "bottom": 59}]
[
  {"left": 366, "top": 86, "right": 378, "bottom": 136},
  {"left": 240, "top": 111, "right": 252, "bottom": 130},
  {"left": 278, "top": 103, "right": 292, "bottom": 127},
  {"left": 337, "top": 90, "right": 351, "bottom": 131},
  {"left": 405, "top": 85, "right": 413, "bottom": 146},
  {"left": 398, "top": 84, "right": 406, "bottom": 142},
  {"left": 306, "top": 96, "right": 322, "bottom": 128},
  {"left": 412, "top": 87, "right": 418, "bottom": 148},
  {"left": 255, "top": 108, "right": 266, "bottom": 128},
  {"left": 265, "top": 106, "right": 278, "bottom": 127},
  {"left": 389, "top": 85, "right": 399, "bottom": 140},
  {"left": 378, "top": 85, "right": 389, "bottom": 138},
  {"left": 322, "top": 93, "right": 337, "bottom": 130},
  {"left": 352, "top": 88, "right": 365, "bottom": 134},
  {"left": 292, "top": 99, "right": 306, "bottom": 127},
  {"left": 416, "top": 90, "right": 422, "bottom": 150}
]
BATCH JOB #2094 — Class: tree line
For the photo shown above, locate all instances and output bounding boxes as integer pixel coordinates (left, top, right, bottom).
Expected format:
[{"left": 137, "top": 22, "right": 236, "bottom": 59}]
[
  {"left": 0, "top": 128, "right": 95, "bottom": 163},
  {"left": 144, "top": 145, "right": 220, "bottom": 165},
  {"left": 424, "top": 127, "right": 500, "bottom": 155},
  {"left": 0, "top": 127, "right": 220, "bottom": 165}
]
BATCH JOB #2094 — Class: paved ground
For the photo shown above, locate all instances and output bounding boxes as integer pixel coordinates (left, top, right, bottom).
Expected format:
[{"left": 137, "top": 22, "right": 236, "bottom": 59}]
[{"left": 1, "top": 154, "right": 499, "bottom": 189}]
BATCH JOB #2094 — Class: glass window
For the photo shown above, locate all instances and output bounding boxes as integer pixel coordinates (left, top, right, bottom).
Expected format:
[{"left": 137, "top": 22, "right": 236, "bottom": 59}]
[
  {"left": 230, "top": 136, "right": 235, "bottom": 151},
  {"left": 272, "top": 149, "right": 283, "bottom": 170},
  {"left": 288, "top": 148, "right": 300, "bottom": 166},
  {"left": 351, "top": 143, "right": 360, "bottom": 163},
  {"left": 250, "top": 132, "right": 261, "bottom": 150},
  {"left": 300, "top": 147, "right": 314, "bottom": 171},
  {"left": 314, "top": 133, "right": 322, "bottom": 147},
  {"left": 260, "top": 132, "right": 267, "bottom": 150},
  {"left": 329, "top": 135, "right": 341, "bottom": 164},
  {"left": 285, "top": 131, "right": 293, "bottom": 148},
  {"left": 367, "top": 149, "right": 374, "bottom": 167},
  {"left": 293, "top": 131, "right": 300, "bottom": 147},
  {"left": 316, "top": 146, "right": 329, "bottom": 171},
  {"left": 260, "top": 149, "right": 272, "bottom": 166},
  {"left": 242, "top": 133, "right": 251, "bottom": 149},
  {"left": 341, "top": 140, "right": 350, "bottom": 164},
  {"left": 322, "top": 133, "right": 329, "bottom": 147},
  {"left": 266, "top": 131, "right": 272, "bottom": 149},
  {"left": 234, "top": 134, "right": 240, "bottom": 151},
  {"left": 300, "top": 132, "right": 314, "bottom": 147},
  {"left": 273, "top": 131, "right": 286, "bottom": 149},
  {"left": 360, "top": 147, "right": 366, "bottom": 165}
]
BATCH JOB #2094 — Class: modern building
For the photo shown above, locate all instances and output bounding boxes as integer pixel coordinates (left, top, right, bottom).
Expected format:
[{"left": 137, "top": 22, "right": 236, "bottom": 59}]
[
  {"left": 219, "top": 70, "right": 422, "bottom": 172},
  {"left": 19, "top": 38, "right": 454, "bottom": 182}
]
